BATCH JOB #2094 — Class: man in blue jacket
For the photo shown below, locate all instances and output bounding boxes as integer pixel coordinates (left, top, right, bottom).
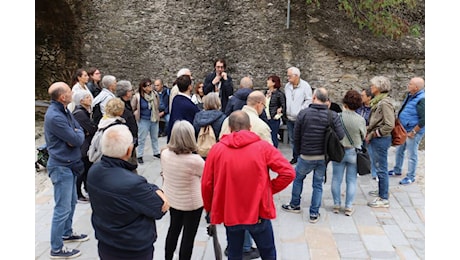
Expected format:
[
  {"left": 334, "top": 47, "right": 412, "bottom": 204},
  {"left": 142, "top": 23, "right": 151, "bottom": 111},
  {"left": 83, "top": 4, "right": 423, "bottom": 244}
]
[
  {"left": 87, "top": 124, "right": 169, "bottom": 259},
  {"left": 389, "top": 77, "right": 425, "bottom": 185},
  {"left": 45, "top": 82, "right": 88, "bottom": 259}
]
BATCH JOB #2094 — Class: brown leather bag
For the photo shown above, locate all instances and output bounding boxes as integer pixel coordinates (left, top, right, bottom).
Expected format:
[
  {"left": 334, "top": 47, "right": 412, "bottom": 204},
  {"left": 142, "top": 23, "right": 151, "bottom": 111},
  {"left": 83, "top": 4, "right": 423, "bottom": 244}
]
[{"left": 391, "top": 118, "right": 407, "bottom": 146}]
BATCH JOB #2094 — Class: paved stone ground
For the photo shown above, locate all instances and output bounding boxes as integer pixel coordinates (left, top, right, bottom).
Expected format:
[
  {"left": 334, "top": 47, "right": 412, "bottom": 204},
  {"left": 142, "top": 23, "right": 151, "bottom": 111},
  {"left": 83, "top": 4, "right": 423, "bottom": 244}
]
[{"left": 35, "top": 132, "right": 425, "bottom": 260}]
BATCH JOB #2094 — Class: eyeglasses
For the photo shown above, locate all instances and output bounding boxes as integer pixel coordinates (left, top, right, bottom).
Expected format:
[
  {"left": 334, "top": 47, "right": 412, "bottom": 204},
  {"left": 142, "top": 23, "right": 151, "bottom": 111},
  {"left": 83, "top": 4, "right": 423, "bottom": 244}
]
[
  {"left": 259, "top": 102, "right": 266, "bottom": 108},
  {"left": 216, "top": 66, "right": 224, "bottom": 69},
  {"left": 145, "top": 83, "right": 152, "bottom": 87},
  {"left": 287, "top": 74, "right": 295, "bottom": 78}
]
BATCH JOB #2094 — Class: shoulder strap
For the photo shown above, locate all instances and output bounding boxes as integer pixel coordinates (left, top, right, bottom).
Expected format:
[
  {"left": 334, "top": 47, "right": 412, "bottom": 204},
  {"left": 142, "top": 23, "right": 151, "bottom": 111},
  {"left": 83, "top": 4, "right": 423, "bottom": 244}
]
[{"left": 339, "top": 113, "right": 354, "bottom": 146}]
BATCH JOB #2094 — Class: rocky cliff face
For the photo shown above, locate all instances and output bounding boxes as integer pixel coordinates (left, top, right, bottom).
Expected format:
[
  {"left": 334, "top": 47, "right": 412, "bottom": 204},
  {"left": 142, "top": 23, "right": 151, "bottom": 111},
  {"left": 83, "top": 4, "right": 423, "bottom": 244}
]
[{"left": 36, "top": 0, "right": 424, "bottom": 107}]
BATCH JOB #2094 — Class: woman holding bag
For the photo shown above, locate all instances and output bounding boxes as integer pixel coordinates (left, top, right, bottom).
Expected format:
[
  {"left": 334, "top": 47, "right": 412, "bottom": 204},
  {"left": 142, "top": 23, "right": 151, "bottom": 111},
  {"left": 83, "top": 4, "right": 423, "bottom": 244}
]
[{"left": 331, "top": 90, "right": 366, "bottom": 216}]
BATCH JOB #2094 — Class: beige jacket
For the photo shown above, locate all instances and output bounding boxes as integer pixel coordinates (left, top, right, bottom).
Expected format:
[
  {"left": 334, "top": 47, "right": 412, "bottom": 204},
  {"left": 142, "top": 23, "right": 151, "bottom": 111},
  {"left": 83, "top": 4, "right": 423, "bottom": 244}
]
[{"left": 131, "top": 92, "right": 160, "bottom": 122}]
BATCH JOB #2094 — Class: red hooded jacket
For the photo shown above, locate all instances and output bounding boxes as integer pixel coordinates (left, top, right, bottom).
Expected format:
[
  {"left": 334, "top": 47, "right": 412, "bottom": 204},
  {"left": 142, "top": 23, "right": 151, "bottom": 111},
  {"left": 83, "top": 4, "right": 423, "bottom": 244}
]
[{"left": 201, "top": 130, "right": 295, "bottom": 226}]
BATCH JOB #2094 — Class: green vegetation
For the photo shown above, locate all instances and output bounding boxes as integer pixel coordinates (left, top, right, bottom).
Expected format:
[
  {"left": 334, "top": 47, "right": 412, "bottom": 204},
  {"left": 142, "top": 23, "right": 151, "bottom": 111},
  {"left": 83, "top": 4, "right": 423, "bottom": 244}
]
[{"left": 307, "top": 0, "right": 421, "bottom": 39}]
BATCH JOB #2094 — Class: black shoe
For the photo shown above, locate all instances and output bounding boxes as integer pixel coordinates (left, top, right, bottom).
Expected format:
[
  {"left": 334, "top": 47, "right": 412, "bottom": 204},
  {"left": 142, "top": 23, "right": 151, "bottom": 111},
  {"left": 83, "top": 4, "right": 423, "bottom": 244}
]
[
  {"left": 50, "top": 246, "right": 81, "bottom": 259},
  {"left": 137, "top": 157, "right": 144, "bottom": 164},
  {"left": 77, "top": 196, "right": 90, "bottom": 204},
  {"left": 154, "top": 154, "right": 161, "bottom": 159},
  {"left": 62, "top": 233, "right": 89, "bottom": 243},
  {"left": 309, "top": 213, "right": 320, "bottom": 224},
  {"left": 243, "top": 247, "right": 260, "bottom": 260},
  {"left": 290, "top": 158, "right": 297, "bottom": 164},
  {"left": 224, "top": 247, "right": 228, "bottom": 256}
]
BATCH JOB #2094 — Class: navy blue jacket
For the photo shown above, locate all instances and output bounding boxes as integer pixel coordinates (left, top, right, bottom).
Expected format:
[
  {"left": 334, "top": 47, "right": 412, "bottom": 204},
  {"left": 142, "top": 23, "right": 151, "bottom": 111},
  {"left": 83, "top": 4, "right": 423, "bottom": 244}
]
[
  {"left": 72, "top": 105, "right": 98, "bottom": 157},
  {"left": 294, "top": 104, "right": 345, "bottom": 156},
  {"left": 44, "top": 100, "right": 85, "bottom": 166},
  {"left": 224, "top": 88, "right": 252, "bottom": 116},
  {"left": 193, "top": 110, "right": 226, "bottom": 140},
  {"left": 87, "top": 156, "right": 166, "bottom": 256},
  {"left": 167, "top": 94, "right": 200, "bottom": 142}
]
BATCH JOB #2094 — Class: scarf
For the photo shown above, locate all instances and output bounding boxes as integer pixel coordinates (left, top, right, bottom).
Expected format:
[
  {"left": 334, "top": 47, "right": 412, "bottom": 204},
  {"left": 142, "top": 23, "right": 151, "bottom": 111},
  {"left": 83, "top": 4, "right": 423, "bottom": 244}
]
[
  {"left": 369, "top": 93, "right": 388, "bottom": 108},
  {"left": 143, "top": 92, "right": 159, "bottom": 122}
]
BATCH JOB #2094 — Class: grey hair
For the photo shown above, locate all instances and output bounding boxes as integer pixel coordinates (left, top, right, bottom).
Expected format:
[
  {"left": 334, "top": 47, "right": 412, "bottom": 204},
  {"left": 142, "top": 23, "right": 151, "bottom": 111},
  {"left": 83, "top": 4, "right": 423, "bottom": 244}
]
[
  {"left": 177, "top": 68, "right": 191, "bottom": 78},
  {"left": 370, "top": 76, "right": 392, "bottom": 93},
  {"left": 203, "top": 92, "right": 221, "bottom": 110},
  {"left": 116, "top": 80, "right": 133, "bottom": 97},
  {"left": 240, "top": 76, "right": 253, "bottom": 89},
  {"left": 72, "top": 91, "right": 91, "bottom": 105},
  {"left": 167, "top": 120, "right": 197, "bottom": 154},
  {"left": 288, "top": 67, "right": 301, "bottom": 77},
  {"left": 313, "top": 87, "right": 329, "bottom": 103},
  {"left": 101, "top": 75, "right": 117, "bottom": 89},
  {"left": 101, "top": 124, "right": 133, "bottom": 158}
]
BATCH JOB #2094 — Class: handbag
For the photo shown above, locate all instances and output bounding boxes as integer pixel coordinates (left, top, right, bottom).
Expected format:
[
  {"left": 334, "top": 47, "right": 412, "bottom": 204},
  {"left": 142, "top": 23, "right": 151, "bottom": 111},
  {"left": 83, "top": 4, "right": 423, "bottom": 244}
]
[
  {"left": 391, "top": 118, "right": 407, "bottom": 146},
  {"left": 340, "top": 114, "right": 371, "bottom": 175},
  {"left": 325, "top": 110, "right": 345, "bottom": 163}
]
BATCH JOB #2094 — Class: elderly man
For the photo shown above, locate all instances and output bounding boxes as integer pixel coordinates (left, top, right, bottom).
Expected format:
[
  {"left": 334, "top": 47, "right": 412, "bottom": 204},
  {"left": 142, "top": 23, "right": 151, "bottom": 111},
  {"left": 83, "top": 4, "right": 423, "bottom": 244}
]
[
  {"left": 45, "top": 82, "right": 88, "bottom": 259},
  {"left": 284, "top": 66, "right": 313, "bottom": 164},
  {"left": 87, "top": 124, "right": 169, "bottom": 259},
  {"left": 202, "top": 110, "right": 294, "bottom": 259},
  {"left": 389, "top": 77, "right": 425, "bottom": 185},
  {"left": 92, "top": 75, "right": 117, "bottom": 124},
  {"left": 224, "top": 76, "right": 253, "bottom": 116},
  {"left": 169, "top": 68, "right": 193, "bottom": 113}
]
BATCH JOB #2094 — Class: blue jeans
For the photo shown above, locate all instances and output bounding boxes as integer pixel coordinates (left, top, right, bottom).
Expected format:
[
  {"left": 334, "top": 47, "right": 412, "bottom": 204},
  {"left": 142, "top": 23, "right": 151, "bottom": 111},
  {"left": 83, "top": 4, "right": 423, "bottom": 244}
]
[
  {"left": 48, "top": 166, "right": 77, "bottom": 251},
  {"left": 267, "top": 119, "right": 280, "bottom": 148},
  {"left": 225, "top": 219, "right": 276, "bottom": 260},
  {"left": 137, "top": 118, "right": 159, "bottom": 157},
  {"left": 331, "top": 148, "right": 358, "bottom": 209},
  {"left": 369, "top": 136, "right": 392, "bottom": 199},
  {"left": 366, "top": 143, "right": 377, "bottom": 178},
  {"left": 287, "top": 120, "right": 298, "bottom": 159},
  {"left": 393, "top": 131, "right": 424, "bottom": 179},
  {"left": 289, "top": 157, "right": 327, "bottom": 216}
]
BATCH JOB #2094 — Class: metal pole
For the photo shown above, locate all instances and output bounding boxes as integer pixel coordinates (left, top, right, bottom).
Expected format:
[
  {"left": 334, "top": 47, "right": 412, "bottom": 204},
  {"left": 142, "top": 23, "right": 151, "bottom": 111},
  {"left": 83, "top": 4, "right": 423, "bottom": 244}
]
[{"left": 287, "top": 0, "right": 291, "bottom": 29}]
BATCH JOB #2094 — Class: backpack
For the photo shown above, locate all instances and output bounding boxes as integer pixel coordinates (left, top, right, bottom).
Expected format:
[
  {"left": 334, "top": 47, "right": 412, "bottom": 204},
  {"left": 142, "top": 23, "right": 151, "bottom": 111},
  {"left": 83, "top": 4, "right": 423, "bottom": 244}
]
[
  {"left": 88, "top": 120, "right": 123, "bottom": 162},
  {"left": 197, "top": 125, "right": 216, "bottom": 158},
  {"left": 324, "top": 110, "right": 345, "bottom": 163}
]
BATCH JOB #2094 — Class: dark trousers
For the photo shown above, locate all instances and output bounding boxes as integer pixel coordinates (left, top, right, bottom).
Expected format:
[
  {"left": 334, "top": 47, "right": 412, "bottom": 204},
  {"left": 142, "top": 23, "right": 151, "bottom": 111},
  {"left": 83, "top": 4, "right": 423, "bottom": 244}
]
[
  {"left": 226, "top": 218, "right": 276, "bottom": 260},
  {"left": 98, "top": 242, "right": 154, "bottom": 260},
  {"left": 165, "top": 207, "right": 203, "bottom": 260},
  {"left": 76, "top": 156, "right": 91, "bottom": 197}
]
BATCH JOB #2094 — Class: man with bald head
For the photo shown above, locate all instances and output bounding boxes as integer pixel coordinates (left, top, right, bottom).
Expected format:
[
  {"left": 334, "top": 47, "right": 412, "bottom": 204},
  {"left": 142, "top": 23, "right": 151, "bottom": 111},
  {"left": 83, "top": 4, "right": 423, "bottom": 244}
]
[
  {"left": 220, "top": 90, "right": 272, "bottom": 145},
  {"left": 45, "top": 82, "right": 89, "bottom": 258},
  {"left": 389, "top": 77, "right": 425, "bottom": 185},
  {"left": 224, "top": 76, "right": 253, "bottom": 116}
]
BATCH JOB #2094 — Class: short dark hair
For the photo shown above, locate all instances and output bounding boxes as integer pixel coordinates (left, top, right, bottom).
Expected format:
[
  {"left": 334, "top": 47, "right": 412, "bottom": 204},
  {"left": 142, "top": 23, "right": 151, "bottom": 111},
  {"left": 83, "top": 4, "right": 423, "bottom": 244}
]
[
  {"left": 176, "top": 75, "right": 192, "bottom": 92},
  {"left": 268, "top": 75, "right": 281, "bottom": 89},
  {"left": 343, "top": 89, "right": 362, "bottom": 110},
  {"left": 214, "top": 58, "right": 227, "bottom": 69}
]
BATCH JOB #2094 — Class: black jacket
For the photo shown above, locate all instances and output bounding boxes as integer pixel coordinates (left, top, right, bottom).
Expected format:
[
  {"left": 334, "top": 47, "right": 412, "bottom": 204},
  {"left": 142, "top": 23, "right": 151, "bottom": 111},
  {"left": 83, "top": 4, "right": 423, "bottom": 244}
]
[
  {"left": 203, "top": 71, "right": 234, "bottom": 112},
  {"left": 72, "top": 105, "right": 98, "bottom": 157},
  {"left": 120, "top": 98, "right": 139, "bottom": 146},
  {"left": 294, "top": 104, "right": 345, "bottom": 156},
  {"left": 87, "top": 156, "right": 166, "bottom": 256}
]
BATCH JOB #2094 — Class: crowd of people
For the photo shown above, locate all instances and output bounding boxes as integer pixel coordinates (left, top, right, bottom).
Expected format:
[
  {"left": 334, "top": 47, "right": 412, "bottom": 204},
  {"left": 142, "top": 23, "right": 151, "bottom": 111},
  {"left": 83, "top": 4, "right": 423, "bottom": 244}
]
[{"left": 43, "top": 58, "right": 425, "bottom": 259}]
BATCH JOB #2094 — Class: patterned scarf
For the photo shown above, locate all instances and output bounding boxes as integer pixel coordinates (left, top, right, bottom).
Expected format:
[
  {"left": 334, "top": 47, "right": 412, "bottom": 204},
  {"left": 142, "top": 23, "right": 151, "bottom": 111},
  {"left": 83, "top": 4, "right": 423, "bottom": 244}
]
[{"left": 143, "top": 92, "right": 159, "bottom": 122}]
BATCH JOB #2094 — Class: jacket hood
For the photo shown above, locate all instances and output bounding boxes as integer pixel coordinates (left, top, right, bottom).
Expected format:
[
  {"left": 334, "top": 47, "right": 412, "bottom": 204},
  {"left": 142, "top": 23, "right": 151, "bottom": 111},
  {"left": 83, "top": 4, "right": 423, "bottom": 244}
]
[
  {"left": 194, "top": 110, "right": 226, "bottom": 127},
  {"left": 98, "top": 116, "right": 126, "bottom": 129},
  {"left": 219, "top": 130, "right": 261, "bottom": 148},
  {"left": 232, "top": 88, "right": 252, "bottom": 100}
]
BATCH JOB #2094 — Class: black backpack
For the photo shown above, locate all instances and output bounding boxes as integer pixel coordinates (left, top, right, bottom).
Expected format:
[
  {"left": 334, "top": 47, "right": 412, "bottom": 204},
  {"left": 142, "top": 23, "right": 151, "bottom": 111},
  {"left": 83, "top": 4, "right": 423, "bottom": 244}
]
[
  {"left": 324, "top": 110, "right": 345, "bottom": 163},
  {"left": 92, "top": 96, "right": 109, "bottom": 125}
]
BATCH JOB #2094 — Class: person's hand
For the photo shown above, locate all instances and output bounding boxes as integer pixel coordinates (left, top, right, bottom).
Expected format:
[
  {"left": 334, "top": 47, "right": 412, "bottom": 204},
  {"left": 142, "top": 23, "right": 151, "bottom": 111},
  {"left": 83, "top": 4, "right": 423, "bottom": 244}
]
[
  {"left": 212, "top": 74, "right": 221, "bottom": 85},
  {"left": 221, "top": 72, "right": 227, "bottom": 80},
  {"left": 155, "top": 190, "right": 170, "bottom": 213}
]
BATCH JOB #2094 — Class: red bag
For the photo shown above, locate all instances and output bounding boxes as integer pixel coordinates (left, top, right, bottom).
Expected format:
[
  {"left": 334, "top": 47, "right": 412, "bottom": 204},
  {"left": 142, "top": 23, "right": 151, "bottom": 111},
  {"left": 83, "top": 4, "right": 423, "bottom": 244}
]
[{"left": 391, "top": 119, "right": 407, "bottom": 146}]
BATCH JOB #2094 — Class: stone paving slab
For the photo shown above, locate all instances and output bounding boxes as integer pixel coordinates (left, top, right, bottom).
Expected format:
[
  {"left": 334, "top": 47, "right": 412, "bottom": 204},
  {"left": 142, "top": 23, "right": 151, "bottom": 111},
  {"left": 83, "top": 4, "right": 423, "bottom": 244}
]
[{"left": 35, "top": 136, "right": 425, "bottom": 259}]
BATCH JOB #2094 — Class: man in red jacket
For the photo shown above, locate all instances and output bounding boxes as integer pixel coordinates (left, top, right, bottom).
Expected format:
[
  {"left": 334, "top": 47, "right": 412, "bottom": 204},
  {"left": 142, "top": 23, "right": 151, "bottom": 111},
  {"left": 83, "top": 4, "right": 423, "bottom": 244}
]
[{"left": 202, "top": 110, "right": 295, "bottom": 259}]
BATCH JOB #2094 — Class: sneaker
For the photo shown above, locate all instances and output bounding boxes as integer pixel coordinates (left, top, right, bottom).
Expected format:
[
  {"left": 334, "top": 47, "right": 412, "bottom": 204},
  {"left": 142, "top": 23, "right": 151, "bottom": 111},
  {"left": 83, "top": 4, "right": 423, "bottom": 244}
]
[
  {"left": 243, "top": 247, "right": 260, "bottom": 260},
  {"left": 367, "top": 197, "right": 390, "bottom": 208},
  {"left": 309, "top": 213, "right": 320, "bottom": 223},
  {"left": 368, "top": 190, "right": 379, "bottom": 197},
  {"left": 388, "top": 170, "right": 402, "bottom": 176},
  {"left": 332, "top": 205, "right": 340, "bottom": 214},
  {"left": 290, "top": 158, "right": 297, "bottom": 164},
  {"left": 137, "top": 157, "right": 144, "bottom": 164},
  {"left": 63, "top": 233, "right": 89, "bottom": 243},
  {"left": 281, "top": 204, "right": 301, "bottom": 213},
  {"left": 153, "top": 154, "right": 161, "bottom": 159},
  {"left": 344, "top": 207, "right": 355, "bottom": 216},
  {"left": 77, "top": 196, "right": 89, "bottom": 204},
  {"left": 50, "top": 246, "right": 81, "bottom": 259},
  {"left": 399, "top": 177, "right": 415, "bottom": 185}
]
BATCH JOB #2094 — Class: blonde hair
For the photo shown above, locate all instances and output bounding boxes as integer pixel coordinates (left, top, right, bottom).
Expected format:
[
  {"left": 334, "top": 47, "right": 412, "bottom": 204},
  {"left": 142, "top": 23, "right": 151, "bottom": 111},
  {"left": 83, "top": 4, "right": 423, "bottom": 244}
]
[
  {"left": 105, "top": 98, "right": 125, "bottom": 117},
  {"left": 167, "top": 120, "right": 197, "bottom": 154},
  {"left": 203, "top": 92, "right": 221, "bottom": 110},
  {"left": 101, "top": 124, "right": 133, "bottom": 158}
]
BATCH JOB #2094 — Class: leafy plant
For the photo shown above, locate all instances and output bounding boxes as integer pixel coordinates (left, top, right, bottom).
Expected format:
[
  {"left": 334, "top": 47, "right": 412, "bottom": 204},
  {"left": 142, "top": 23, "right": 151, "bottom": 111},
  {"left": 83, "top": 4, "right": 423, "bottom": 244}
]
[{"left": 306, "top": 0, "right": 420, "bottom": 39}]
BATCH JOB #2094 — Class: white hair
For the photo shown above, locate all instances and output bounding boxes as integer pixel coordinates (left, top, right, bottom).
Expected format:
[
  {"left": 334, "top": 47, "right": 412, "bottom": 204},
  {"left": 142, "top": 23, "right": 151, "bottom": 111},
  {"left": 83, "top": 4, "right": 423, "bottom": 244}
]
[
  {"left": 101, "top": 124, "right": 133, "bottom": 158},
  {"left": 101, "top": 75, "right": 117, "bottom": 89},
  {"left": 177, "top": 68, "right": 191, "bottom": 78},
  {"left": 288, "top": 67, "right": 301, "bottom": 77}
]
